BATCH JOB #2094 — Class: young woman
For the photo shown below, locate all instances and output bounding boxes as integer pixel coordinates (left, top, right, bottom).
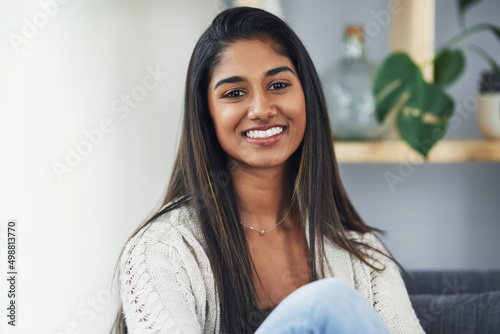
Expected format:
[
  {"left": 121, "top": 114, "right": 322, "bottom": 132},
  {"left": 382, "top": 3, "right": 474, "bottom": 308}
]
[{"left": 112, "top": 7, "right": 424, "bottom": 334}]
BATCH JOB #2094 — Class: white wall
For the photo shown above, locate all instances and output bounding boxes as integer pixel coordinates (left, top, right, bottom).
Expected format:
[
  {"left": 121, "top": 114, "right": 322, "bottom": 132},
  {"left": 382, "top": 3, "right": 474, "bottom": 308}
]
[{"left": 0, "top": 0, "right": 220, "bottom": 332}]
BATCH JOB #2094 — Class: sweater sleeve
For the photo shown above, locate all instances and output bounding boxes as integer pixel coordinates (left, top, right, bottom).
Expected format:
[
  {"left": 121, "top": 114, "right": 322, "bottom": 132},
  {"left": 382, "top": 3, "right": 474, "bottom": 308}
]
[
  {"left": 364, "top": 233, "right": 424, "bottom": 334},
  {"left": 119, "top": 227, "right": 205, "bottom": 334}
]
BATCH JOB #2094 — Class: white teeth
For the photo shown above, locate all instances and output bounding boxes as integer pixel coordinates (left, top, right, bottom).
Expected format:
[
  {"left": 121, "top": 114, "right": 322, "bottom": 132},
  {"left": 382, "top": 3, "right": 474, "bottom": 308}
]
[{"left": 245, "top": 126, "right": 284, "bottom": 139}]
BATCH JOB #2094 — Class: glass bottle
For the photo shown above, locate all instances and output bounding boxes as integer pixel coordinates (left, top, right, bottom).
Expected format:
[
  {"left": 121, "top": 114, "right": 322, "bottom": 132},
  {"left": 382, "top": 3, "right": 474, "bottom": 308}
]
[{"left": 321, "top": 25, "right": 387, "bottom": 140}]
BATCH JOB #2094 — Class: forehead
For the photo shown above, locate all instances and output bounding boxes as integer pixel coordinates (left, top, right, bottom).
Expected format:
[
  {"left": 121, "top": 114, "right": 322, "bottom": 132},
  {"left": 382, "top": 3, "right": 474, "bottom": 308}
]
[{"left": 210, "top": 39, "right": 294, "bottom": 80}]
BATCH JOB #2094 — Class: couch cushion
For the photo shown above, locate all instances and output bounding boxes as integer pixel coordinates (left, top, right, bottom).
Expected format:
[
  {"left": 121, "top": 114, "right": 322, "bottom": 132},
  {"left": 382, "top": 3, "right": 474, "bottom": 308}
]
[{"left": 410, "top": 291, "right": 500, "bottom": 334}]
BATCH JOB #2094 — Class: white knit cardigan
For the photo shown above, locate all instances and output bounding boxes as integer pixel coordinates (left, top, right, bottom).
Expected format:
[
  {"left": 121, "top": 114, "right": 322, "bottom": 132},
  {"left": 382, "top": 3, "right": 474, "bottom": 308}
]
[{"left": 119, "top": 205, "right": 424, "bottom": 334}]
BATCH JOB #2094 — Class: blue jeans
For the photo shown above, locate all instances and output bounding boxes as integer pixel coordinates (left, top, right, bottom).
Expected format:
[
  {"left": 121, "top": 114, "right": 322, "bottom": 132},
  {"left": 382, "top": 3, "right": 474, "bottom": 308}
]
[{"left": 255, "top": 278, "right": 390, "bottom": 334}]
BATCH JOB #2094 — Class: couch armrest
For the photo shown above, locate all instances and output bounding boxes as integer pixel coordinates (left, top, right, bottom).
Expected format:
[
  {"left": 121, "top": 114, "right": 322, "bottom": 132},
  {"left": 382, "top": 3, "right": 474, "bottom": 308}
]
[{"left": 410, "top": 291, "right": 500, "bottom": 334}]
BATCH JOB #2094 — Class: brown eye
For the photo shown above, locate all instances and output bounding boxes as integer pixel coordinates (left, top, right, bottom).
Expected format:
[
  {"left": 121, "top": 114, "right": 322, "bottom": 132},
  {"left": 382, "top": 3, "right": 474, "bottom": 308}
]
[
  {"left": 223, "top": 90, "right": 246, "bottom": 98},
  {"left": 269, "top": 82, "right": 290, "bottom": 90}
]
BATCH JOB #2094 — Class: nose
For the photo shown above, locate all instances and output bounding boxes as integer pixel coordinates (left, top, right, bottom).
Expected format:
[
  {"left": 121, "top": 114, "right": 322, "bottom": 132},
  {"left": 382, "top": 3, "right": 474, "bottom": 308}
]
[{"left": 248, "top": 90, "right": 277, "bottom": 120}]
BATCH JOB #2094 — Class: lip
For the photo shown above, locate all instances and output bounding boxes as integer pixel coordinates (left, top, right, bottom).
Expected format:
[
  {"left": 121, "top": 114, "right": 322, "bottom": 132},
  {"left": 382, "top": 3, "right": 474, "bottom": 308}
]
[{"left": 242, "top": 125, "right": 286, "bottom": 146}]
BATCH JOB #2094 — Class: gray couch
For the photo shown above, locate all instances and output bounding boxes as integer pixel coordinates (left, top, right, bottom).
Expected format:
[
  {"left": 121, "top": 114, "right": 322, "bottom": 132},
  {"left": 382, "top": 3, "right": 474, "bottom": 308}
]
[{"left": 403, "top": 270, "right": 500, "bottom": 334}]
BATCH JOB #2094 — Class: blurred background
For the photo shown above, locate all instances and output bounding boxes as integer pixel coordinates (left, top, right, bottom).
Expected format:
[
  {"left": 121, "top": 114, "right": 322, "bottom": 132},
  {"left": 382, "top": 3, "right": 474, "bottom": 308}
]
[{"left": 1, "top": 0, "right": 499, "bottom": 333}]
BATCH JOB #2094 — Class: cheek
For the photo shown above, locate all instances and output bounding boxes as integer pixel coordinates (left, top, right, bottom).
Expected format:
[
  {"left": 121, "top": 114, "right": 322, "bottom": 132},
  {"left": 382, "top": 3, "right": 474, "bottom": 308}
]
[
  {"left": 286, "top": 95, "right": 306, "bottom": 129},
  {"left": 209, "top": 98, "right": 226, "bottom": 132},
  {"left": 214, "top": 108, "right": 240, "bottom": 134},
  {"left": 290, "top": 99, "right": 307, "bottom": 143},
  {"left": 210, "top": 105, "right": 243, "bottom": 148}
]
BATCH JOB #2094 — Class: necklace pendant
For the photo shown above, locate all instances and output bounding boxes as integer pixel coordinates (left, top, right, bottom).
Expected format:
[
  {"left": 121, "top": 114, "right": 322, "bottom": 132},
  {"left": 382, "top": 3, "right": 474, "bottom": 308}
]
[{"left": 259, "top": 230, "right": 265, "bottom": 237}]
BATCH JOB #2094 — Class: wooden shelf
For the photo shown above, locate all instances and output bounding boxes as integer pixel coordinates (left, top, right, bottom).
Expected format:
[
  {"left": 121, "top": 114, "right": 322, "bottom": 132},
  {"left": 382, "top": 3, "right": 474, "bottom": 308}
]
[{"left": 334, "top": 140, "right": 500, "bottom": 163}]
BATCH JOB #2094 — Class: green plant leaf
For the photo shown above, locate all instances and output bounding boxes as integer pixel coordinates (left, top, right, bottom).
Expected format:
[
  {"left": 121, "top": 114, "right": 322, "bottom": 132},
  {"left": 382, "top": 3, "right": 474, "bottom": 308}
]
[
  {"left": 374, "top": 52, "right": 455, "bottom": 157},
  {"left": 373, "top": 53, "right": 424, "bottom": 122},
  {"left": 478, "top": 24, "right": 500, "bottom": 42},
  {"left": 459, "top": 0, "right": 482, "bottom": 14},
  {"left": 396, "top": 83, "right": 454, "bottom": 157},
  {"left": 458, "top": 0, "right": 482, "bottom": 26},
  {"left": 434, "top": 48, "right": 466, "bottom": 87},
  {"left": 492, "top": 25, "right": 500, "bottom": 40}
]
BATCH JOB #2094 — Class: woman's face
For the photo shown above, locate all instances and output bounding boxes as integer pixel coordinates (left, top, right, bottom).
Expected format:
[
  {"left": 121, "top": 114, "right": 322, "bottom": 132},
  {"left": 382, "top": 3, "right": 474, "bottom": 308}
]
[{"left": 207, "top": 38, "right": 306, "bottom": 170}]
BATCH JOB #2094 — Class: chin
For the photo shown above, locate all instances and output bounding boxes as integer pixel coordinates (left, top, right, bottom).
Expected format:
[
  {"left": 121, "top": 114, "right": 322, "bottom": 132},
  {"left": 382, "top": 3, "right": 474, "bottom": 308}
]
[{"left": 246, "top": 157, "right": 288, "bottom": 169}]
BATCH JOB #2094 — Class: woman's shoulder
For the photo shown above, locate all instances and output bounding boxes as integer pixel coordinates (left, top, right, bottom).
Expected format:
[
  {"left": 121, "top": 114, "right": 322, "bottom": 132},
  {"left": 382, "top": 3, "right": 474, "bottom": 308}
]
[
  {"left": 323, "top": 230, "right": 390, "bottom": 277},
  {"left": 346, "top": 230, "right": 387, "bottom": 253},
  {"left": 120, "top": 202, "right": 204, "bottom": 264}
]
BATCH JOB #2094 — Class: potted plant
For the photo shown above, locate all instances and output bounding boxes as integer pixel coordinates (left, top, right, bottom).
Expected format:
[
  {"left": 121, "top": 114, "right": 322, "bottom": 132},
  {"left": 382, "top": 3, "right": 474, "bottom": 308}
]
[{"left": 373, "top": 0, "right": 500, "bottom": 157}]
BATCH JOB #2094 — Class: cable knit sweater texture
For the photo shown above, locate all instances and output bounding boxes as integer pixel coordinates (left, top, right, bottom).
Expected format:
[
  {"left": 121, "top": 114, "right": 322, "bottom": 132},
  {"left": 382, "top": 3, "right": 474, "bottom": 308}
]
[{"left": 119, "top": 205, "right": 424, "bottom": 334}]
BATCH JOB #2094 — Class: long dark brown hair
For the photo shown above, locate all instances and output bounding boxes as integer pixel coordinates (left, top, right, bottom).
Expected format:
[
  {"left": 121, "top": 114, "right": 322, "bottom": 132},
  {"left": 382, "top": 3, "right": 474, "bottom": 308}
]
[{"left": 111, "top": 6, "right": 385, "bottom": 334}]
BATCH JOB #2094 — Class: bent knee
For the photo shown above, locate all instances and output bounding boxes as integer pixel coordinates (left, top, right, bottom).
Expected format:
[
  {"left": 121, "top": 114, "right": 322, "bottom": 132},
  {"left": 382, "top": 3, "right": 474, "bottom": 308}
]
[
  {"left": 302, "top": 279, "right": 378, "bottom": 318},
  {"left": 304, "top": 278, "right": 356, "bottom": 298},
  {"left": 291, "top": 278, "right": 367, "bottom": 311}
]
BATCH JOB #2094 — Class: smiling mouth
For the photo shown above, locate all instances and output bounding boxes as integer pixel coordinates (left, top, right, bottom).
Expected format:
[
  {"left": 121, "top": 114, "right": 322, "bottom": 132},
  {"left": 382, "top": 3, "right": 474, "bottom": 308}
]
[{"left": 244, "top": 126, "right": 285, "bottom": 139}]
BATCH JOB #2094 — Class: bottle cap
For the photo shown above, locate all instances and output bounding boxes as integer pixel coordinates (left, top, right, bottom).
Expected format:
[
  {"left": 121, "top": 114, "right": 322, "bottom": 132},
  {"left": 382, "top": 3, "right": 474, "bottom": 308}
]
[{"left": 345, "top": 25, "right": 364, "bottom": 39}]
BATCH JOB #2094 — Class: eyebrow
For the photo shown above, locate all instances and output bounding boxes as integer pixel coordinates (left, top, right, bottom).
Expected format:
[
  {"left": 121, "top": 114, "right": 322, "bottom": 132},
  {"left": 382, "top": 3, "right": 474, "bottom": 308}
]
[
  {"left": 213, "top": 66, "right": 295, "bottom": 90},
  {"left": 213, "top": 76, "right": 244, "bottom": 90},
  {"left": 265, "top": 66, "right": 295, "bottom": 77}
]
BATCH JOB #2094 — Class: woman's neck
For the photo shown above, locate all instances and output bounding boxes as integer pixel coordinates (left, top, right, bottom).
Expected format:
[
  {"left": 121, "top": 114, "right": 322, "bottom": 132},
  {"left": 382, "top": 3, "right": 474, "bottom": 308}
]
[{"left": 231, "top": 161, "right": 294, "bottom": 231}]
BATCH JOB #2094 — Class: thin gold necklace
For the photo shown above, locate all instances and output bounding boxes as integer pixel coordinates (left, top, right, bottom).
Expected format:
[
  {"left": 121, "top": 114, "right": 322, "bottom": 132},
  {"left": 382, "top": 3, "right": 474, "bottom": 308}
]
[{"left": 240, "top": 205, "right": 293, "bottom": 237}]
